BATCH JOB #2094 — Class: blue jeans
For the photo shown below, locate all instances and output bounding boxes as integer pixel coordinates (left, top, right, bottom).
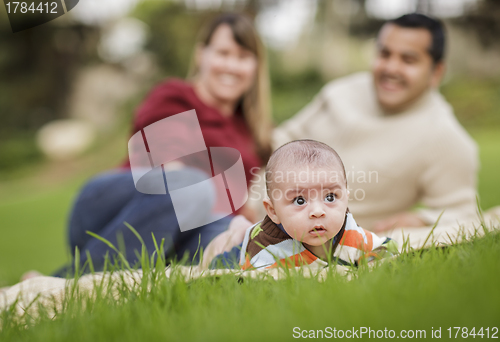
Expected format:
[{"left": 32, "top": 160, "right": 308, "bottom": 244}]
[{"left": 53, "top": 168, "right": 231, "bottom": 277}]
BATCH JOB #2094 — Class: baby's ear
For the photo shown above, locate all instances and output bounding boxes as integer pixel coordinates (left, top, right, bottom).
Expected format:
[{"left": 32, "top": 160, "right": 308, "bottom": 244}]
[{"left": 263, "top": 198, "right": 280, "bottom": 224}]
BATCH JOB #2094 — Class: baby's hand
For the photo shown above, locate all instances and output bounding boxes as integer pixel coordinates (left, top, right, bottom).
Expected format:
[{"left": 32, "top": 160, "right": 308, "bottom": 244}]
[
  {"left": 200, "top": 215, "right": 252, "bottom": 269},
  {"left": 226, "top": 215, "right": 252, "bottom": 245}
]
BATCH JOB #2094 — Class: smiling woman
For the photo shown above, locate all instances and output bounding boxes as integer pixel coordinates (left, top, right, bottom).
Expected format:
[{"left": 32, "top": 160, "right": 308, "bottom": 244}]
[
  {"left": 194, "top": 25, "right": 257, "bottom": 116},
  {"left": 46, "top": 13, "right": 272, "bottom": 277},
  {"left": 189, "top": 14, "right": 272, "bottom": 157}
]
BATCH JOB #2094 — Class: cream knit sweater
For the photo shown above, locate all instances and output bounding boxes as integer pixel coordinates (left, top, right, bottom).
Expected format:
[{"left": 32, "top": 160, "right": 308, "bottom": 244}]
[{"left": 270, "top": 72, "right": 479, "bottom": 230}]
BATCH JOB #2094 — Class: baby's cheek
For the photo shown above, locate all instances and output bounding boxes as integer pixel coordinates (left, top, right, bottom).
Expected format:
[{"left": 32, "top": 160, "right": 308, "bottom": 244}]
[
  {"left": 332, "top": 213, "right": 346, "bottom": 230},
  {"left": 282, "top": 224, "right": 302, "bottom": 239}
]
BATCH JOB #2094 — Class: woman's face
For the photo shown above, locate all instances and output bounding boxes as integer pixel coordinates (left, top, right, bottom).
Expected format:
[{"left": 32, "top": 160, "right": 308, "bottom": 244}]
[{"left": 196, "top": 24, "right": 258, "bottom": 108}]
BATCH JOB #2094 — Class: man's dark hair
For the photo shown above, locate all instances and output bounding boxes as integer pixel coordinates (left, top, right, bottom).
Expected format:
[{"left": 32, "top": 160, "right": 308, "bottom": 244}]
[{"left": 389, "top": 13, "right": 446, "bottom": 64}]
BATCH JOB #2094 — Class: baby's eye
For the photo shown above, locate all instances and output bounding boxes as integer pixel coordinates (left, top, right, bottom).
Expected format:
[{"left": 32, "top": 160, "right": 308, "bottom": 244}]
[
  {"left": 325, "top": 193, "right": 336, "bottom": 203},
  {"left": 293, "top": 196, "right": 306, "bottom": 206}
]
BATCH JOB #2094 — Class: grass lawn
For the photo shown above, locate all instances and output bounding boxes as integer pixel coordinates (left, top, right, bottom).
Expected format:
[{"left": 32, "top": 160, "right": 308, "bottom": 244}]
[
  {"left": 1, "top": 230, "right": 499, "bottom": 341},
  {"left": 0, "top": 126, "right": 498, "bottom": 340},
  {"left": 470, "top": 128, "right": 500, "bottom": 213},
  {"left": 0, "top": 132, "right": 128, "bottom": 287}
]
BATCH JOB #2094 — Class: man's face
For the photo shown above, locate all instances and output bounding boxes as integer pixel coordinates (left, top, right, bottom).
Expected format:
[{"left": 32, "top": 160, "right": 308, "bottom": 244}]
[
  {"left": 263, "top": 165, "right": 349, "bottom": 255},
  {"left": 372, "top": 23, "right": 443, "bottom": 113}
]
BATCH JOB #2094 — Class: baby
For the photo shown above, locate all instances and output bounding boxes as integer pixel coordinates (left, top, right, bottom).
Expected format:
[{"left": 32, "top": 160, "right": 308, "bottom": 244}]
[{"left": 203, "top": 140, "right": 394, "bottom": 270}]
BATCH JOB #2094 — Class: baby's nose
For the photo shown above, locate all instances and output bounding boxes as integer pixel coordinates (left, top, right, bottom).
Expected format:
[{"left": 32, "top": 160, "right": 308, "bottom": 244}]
[{"left": 309, "top": 203, "right": 326, "bottom": 218}]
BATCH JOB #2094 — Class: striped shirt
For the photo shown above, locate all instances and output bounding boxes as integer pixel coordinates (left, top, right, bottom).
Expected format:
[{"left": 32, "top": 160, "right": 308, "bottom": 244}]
[{"left": 236, "top": 213, "right": 393, "bottom": 270}]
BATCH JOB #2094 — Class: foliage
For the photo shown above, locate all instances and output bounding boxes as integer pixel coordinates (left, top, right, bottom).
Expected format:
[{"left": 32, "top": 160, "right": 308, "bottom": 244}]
[
  {"left": 455, "top": 0, "right": 500, "bottom": 48},
  {"left": 132, "top": 2, "right": 218, "bottom": 81},
  {"left": 0, "top": 133, "right": 42, "bottom": 173},
  {"left": 0, "top": 16, "right": 100, "bottom": 172},
  {"left": 0, "top": 18, "right": 99, "bottom": 138}
]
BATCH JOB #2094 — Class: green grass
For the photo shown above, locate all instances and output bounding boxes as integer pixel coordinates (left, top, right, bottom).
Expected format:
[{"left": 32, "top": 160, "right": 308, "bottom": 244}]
[
  {"left": 441, "top": 78, "right": 500, "bottom": 128},
  {"left": 1, "top": 230, "right": 499, "bottom": 341},
  {"left": 470, "top": 128, "right": 500, "bottom": 211},
  {"left": 0, "top": 183, "right": 76, "bottom": 287},
  {"left": 0, "top": 128, "right": 128, "bottom": 286}
]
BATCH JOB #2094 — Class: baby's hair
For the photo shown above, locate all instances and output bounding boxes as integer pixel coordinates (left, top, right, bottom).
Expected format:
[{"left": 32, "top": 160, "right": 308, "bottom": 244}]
[{"left": 265, "top": 140, "right": 347, "bottom": 197}]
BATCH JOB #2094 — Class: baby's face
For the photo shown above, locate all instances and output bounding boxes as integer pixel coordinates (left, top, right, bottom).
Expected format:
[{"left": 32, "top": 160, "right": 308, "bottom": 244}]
[{"left": 264, "top": 165, "right": 349, "bottom": 253}]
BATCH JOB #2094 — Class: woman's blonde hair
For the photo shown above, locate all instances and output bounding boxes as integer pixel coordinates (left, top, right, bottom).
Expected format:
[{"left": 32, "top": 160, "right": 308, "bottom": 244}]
[{"left": 188, "top": 13, "right": 272, "bottom": 163}]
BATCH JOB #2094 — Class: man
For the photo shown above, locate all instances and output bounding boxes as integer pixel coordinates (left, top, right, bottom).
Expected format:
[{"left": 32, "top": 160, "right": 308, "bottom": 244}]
[{"left": 271, "top": 13, "right": 478, "bottom": 232}]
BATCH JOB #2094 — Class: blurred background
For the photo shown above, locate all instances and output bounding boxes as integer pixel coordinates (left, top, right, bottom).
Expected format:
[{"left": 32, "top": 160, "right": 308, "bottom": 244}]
[{"left": 0, "top": 0, "right": 499, "bottom": 286}]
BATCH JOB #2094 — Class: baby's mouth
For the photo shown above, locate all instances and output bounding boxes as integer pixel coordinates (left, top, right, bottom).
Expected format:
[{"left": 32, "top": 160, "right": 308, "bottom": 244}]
[{"left": 309, "top": 226, "right": 327, "bottom": 236}]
